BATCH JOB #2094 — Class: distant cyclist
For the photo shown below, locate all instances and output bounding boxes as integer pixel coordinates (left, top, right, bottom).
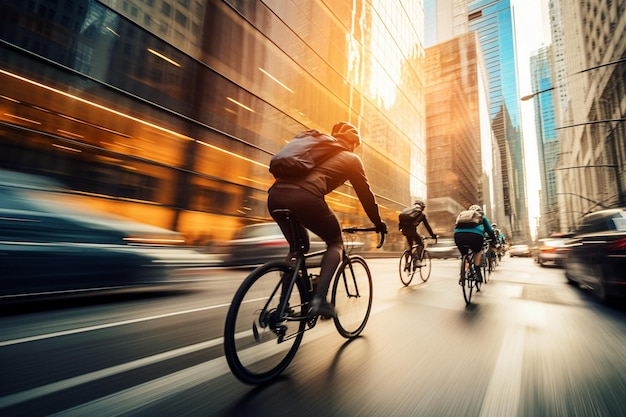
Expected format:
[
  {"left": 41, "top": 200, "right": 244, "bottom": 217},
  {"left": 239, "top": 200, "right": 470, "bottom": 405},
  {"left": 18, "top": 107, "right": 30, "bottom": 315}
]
[
  {"left": 398, "top": 200, "right": 437, "bottom": 264},
  {"left": 491, "top": 223, "right": 506, "bottom": 258},
  {"left": 454, "top": 205, "right": 497, "bottom": 284}
]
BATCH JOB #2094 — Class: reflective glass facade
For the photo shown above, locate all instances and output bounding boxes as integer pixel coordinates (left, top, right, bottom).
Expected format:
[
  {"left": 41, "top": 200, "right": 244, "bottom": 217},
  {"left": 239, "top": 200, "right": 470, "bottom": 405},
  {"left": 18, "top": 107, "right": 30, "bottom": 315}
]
[
  {"left": 530, "top": 46, "right": 558, "bottom": 236},
  {"left": 0, "top": 0, "right": 426, "bottom": 247},
  {"left": 468, "top": 0, "right": 528, "bottom": 241}
]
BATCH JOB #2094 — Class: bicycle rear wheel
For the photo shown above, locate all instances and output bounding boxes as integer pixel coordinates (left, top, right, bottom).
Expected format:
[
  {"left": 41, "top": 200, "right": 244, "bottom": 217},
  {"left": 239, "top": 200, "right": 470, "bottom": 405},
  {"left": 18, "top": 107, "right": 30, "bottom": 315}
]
[
  {"left": 223, "top": 262, "right": 306, "bottom": 384},
  {"left": 419, "top": 250, "right": 432, "bottom": 282},
  {"left": 332, "top": 255, "right": 373, "bottom": 338},
  {"left": 461, "top": 254, "right": 475, "bottom": 305},
  {"left": 482, "top": 254, "right": 489, "bottom": 284},
  {"left": 399, "top": 249, "right": 415, "bottom": 286}
]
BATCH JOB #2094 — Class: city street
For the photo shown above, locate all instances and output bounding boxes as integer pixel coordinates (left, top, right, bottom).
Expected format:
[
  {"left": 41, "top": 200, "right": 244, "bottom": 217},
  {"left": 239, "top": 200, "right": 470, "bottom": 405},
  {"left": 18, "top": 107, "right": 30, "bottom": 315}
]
[{"left": 1, "top": 256, "right": 625, "bottom": 417}]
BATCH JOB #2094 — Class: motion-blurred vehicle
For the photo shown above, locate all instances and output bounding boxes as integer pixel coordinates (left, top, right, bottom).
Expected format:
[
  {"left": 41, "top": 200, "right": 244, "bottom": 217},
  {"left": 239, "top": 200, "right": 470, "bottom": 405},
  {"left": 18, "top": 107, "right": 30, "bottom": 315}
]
[
  {"left": 536, "top": 237, "right": 569, "bottom": 267},
  {"left": 508, "top": 244, "right": 531, "bottom": 257},
  {"left": 564, "top": 208, "right": 626, "bottom": 303},
  {"left": 427, "top": 238, "right": 461, "bottom": 259},
  {"left": 0, "top": 170, "right": 215, "bottom": 298},
  {"left": 220, "top": 222, "right": 326, "bottom": 267}
]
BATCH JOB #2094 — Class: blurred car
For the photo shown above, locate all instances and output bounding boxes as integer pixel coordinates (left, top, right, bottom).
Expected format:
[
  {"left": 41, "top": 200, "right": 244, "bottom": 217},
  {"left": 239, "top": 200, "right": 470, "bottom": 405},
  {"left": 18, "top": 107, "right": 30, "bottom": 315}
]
[
  {"left": 509, "top": 244, "right": 531, "bottom": 257},
  {"left": 536, "top": 237, "right": 569, "bottom": 267},
  {"left": 0, "top": 170, "right": 215, "bottom": 298},
  {"left": 427, "top": 238, "right": 461, "bottom": 259},
  {"left": 564, "top": 208, "right": 626, "bottom": 303},
  {"left": 220, "top": 222, "right": 326, "bottom": 267}
]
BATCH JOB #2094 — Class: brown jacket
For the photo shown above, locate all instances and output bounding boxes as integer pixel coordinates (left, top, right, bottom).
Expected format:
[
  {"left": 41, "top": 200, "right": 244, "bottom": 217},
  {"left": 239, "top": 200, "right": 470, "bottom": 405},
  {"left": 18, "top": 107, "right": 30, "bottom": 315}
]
[{"left": 271, "top": 151, "right": 382, "bottom": 226}]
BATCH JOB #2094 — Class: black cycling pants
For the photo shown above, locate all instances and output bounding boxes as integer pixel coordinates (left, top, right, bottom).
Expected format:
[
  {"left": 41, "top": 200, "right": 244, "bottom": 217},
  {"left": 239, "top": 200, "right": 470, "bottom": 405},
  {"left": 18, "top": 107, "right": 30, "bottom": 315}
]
[
  {"left": 454, "top": 232, "right": 484, "bottom": 255},
  {"left": 267, "top": 186, "right": 343, "bottom": 299}
]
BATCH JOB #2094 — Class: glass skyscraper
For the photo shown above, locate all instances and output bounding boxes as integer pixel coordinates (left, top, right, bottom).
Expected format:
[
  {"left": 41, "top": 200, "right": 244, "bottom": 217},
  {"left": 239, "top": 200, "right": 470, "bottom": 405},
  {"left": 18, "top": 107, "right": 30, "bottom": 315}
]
[
  {"left": 0, "top": 0, "right": 427, "bottom": 250},
  {"left": 467, "top": 0, "right": 528, "bottom": 240},
  {"left": 530, "top": 46, "right": 558, "bottom": 236}
]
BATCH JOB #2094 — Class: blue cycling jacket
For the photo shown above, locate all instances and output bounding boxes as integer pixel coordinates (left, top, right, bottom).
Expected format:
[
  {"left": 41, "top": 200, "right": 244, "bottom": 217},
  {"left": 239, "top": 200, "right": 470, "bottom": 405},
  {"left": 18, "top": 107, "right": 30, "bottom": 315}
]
[{"left": 454, "top": 216, "right": 496, "bottom": 242}]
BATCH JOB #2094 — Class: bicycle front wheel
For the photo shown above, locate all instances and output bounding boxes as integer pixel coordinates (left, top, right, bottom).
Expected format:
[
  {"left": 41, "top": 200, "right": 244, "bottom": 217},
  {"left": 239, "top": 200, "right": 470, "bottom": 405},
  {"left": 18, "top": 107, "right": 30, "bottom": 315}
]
[
  {"left": 399, "top": 249, "right": 415, "bottom": 286},
  {"left": 332, "top": 255, "right": 373, "bottom": 338},
  {"left": 419, "top": 250, "right": 432, "bottom": 282},
  {"left": 223, "top": 262, "right": 306, "bottom": 384}
]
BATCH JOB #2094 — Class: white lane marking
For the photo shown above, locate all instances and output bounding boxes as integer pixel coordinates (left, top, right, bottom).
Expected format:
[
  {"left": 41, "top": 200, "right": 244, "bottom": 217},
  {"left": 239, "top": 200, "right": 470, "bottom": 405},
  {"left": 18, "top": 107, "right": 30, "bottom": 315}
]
[
  {"left": 49, "top": 356, "right": 231, "bottom": 417},
  {"left": 478, "top": 325, "right": 525, "bottom": 417},
  {"left": 0, "top": 303, "right": 231, "bottom": 347},
  {"left": 0, "top": 338, "right": 222, "bottom": 409},
  {"left": 2, "top": 301, "right": 393, "bottom": 409}
]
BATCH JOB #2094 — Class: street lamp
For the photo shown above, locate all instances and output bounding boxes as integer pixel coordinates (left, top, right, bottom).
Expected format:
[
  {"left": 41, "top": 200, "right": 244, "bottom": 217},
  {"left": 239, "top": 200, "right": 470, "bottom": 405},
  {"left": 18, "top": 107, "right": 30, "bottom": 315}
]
[
  {"left": 521, "top": 57, "right": 626, "bottom": 102},
  {"left": 555, "top": 192, "right": 610, "bottom": 210}
]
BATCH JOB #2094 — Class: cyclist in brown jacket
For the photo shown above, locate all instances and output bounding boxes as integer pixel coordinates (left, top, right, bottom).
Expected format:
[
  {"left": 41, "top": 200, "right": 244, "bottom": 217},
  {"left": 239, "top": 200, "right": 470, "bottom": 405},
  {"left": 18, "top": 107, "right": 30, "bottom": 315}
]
[{"left": 268, "top": 121, "right": 387, "bottom": 319}]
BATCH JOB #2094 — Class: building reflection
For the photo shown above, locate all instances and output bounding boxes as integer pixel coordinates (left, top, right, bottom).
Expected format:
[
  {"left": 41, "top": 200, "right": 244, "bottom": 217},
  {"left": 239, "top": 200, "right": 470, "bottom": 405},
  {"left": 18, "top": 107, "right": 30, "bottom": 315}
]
[{"left": 0, "top": 0, "right": 428, "bottom": 250}]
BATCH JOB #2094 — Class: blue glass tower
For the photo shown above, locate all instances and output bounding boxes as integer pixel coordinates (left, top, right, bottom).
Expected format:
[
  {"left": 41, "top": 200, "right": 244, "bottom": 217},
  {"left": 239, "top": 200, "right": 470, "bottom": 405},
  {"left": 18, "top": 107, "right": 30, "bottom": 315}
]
[
  {"left": 530, "top": 46, "right": 558, "bottom": 235},
  {"left": 468, "top": 0, "right": 528, "bottom": 240}
]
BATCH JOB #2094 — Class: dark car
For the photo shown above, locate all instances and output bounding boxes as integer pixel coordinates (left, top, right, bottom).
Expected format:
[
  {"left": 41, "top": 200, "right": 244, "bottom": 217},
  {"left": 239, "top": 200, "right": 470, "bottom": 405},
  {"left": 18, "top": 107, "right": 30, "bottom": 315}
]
[
  {"left": 220, "top": 222, "right": 326, "bottom": 267},
  {"left": 427, "top": 238, "right": 461, "bottom": 259},
  {"left": 0, "top": 170, "right": 215, "bottom": 298},
  {"left": 564, "top": 208, "right": 626, "bottom": 303}
]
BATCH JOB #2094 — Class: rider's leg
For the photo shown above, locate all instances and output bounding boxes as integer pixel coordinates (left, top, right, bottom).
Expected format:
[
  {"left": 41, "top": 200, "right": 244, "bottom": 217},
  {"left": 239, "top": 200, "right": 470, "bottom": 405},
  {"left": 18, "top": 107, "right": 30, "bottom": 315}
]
[
  {"left": 473, "top": 251, "right": 483, "bottom": 282},
  {"left": 454, "top": 232, "right": 469, "bottom": 284},
  {"left": 416, "top": 235, "right": 425, "bottom": 261},
  {"left": 293, "top": 197, "right": 343, "bottom": 319}
]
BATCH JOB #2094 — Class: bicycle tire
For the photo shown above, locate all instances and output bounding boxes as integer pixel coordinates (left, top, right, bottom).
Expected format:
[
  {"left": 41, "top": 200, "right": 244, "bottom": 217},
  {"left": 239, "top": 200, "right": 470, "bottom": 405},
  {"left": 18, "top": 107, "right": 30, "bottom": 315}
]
[
  {"left": 461, "top": 254, "right": 474, "bottom": 305},
  {"left": 482, "top": 253, "right": 489, "bottom": 284},
  {"left": 332, "top": 255, "right": 373, "bottom": 338},
  {"left": 419, "top": 250, "right": 432, "bottom": 282},
  {"left": 399, "top": 249, "right": 415, "bottom": 286},
  {"left": 223, "top": 262, "right": 306, "bottom": 384}
]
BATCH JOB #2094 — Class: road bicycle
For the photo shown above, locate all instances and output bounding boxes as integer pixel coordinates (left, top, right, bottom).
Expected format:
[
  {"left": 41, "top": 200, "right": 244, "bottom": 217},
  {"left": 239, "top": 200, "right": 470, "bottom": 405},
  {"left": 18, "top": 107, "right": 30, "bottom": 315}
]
[
  {"left": 223, "top": 209, "right": 385, "bottom": 384},
  {"left": 459, "top": 245, "right": 482, "bottom": 305},
  {"left": 481, "top": 239, "right": 490, "bottom": 283},
  {"left": 485, "top": 238, "right": 498, "bottom": 275},
  {"left": 398, "top": 236, "right": 436, "bottom": 286}
]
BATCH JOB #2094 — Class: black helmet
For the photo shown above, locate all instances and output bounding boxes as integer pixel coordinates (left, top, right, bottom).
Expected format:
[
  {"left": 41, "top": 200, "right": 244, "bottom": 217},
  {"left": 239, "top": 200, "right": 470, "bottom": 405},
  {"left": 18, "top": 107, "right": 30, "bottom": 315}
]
[
  {"left": 414, "top": 200, "right": 425, "bottom": 209},
  {"left": 331, "top": 121, "right": 361, "bottom": 148}
]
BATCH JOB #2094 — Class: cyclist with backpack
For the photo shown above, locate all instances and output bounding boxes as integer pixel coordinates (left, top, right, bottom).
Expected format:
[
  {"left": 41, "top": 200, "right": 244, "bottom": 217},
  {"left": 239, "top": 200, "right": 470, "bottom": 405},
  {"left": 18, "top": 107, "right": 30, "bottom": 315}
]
[
  {"left": 398, "top": 200, "right": 437, "bottom": 264},
  {"left": 454, "top": 204, "right": 498, "bottom": 284},
  {"left": 267, "top": 121, "right": 387, "bottom": 319}
]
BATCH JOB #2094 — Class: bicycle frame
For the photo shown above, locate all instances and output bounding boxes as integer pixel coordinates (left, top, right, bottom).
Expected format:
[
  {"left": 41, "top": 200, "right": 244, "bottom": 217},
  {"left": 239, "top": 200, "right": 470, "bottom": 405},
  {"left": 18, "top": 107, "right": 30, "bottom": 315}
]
[{"left": 269, "top": 210, "right": 382, "bottom": 332}]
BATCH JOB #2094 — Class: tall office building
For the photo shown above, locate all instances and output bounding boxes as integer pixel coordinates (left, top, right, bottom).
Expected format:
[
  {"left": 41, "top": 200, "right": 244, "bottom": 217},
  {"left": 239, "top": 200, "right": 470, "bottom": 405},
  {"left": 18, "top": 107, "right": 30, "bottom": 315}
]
[
  {"left": 425, "top": 33, "right": 496, "bottom": 233},
  {"left": 426, "top": 0, "right": 529, "bottom": 241},
  {"left": 549, "top": 0, "right": 626, "bottom": 231},
  {"left": 529, "top": 46, "right": 558, "bottom": 236},
  {"left": 0, "top": 0, "right": 427, "bottom": 250},
  {"left": 468, "top": 0, "right": 528, "bottom": 241}
]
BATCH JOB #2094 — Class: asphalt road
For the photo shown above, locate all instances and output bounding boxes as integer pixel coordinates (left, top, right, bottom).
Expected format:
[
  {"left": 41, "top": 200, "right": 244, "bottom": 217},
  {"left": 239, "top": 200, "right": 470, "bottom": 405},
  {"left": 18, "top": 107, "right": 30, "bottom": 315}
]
[{"left": 1, "top": 256, "right": 625, "bottom": 417}]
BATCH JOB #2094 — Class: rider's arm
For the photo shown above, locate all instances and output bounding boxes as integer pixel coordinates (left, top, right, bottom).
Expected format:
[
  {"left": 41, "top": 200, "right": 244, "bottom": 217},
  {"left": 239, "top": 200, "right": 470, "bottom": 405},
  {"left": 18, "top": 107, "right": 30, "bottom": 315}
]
[
  {"left": 483, "top": 217, "right": 497, "bottom": 243},
  {"left": 347, "top": 155, "right": 384, "bottom": 228},
  {"left": 422, "top": 216, "right": 436, "bottom": 237}
]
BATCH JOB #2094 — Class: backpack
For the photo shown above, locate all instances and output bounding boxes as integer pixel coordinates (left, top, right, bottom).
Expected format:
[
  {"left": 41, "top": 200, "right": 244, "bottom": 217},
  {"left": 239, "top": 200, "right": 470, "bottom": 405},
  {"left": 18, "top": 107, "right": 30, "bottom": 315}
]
[
  {"left": 455, "top": 209, "right": 483, "bottom": 228},
  {"left": 269, "top": 130, "right": 345, "bottom": 178},
  {"left": 398, "top": 205, "right": 423, "bottom": 226}
]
